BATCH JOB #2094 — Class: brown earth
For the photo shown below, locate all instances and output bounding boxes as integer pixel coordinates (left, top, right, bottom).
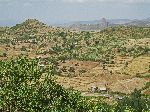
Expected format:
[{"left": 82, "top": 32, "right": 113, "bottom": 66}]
[{"left": 56, "top": 59, "right": 150, "bottom": 94}]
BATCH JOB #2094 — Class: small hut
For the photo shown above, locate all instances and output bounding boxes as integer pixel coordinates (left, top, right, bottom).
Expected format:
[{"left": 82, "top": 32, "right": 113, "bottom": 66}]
[
  {"left": 90, "top": 83, "right": 108, "bottom": 93},
  {"left": 97, "top": 83, "right": 108, "bottom": 93},
  {"left": 91, "top": 86, "right": 98, "bottom": 93},
  {"left": 98, "top": 86, "right": 107, "bottom": 93}
]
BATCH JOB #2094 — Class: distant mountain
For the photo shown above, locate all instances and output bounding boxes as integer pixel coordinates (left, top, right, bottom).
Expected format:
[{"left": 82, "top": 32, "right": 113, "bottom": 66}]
[
  {"left": 125, "top": 18, "right": 150, "bottom": 26},
  {"left": 1, "top": 18, "right": 150, "bottom": 31},
  {"left": 68, "top": 18, "right": 109, "bottom": 31},
  {"left": 61, "top": 18, "right": 131, "bottom": 26},
  {"left": 108, "top": 19, "right": 132, "bottom": 24},
  {"left": 59, "top": 18, "right": 133, "bottom": 31},
  {"left": 57, "top": 18, "right": 150, "bottom": 31}
]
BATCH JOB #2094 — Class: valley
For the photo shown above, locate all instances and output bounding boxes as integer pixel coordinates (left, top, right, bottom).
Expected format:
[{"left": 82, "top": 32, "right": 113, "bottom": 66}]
[{"left": 0, "top": 19, "right": 150, "bottom": 111}]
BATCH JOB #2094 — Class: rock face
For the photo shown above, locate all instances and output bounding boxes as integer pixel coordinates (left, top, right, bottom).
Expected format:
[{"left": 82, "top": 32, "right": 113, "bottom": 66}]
[{"left": 101, "top": 18, "right": 108, "bottom": 27}]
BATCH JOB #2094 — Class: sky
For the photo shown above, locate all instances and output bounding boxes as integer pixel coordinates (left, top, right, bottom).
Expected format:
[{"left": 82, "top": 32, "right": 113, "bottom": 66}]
[{"left": 0, "top": 0, "right": 150, "bottom": 26}]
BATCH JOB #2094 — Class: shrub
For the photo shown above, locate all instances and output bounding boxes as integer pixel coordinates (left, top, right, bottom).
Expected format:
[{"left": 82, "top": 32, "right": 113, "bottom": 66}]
[
  {"left": 0, "top": 57, "right": 88, "bottom": 111},
  {"left": 115, "top": 89, "right": 150, "bottom": 112}
]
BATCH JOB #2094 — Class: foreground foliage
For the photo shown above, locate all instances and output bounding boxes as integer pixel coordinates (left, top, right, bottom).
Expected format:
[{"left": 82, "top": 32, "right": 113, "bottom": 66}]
[
  {"left": 0, "top": 57, "right": 150, "bottom": 112},
  {"left": 115, "top": 89, "right": 150, "bottom": 112},
  {"left": 0, "top": 57, "right": 111, "bottom": 111}
]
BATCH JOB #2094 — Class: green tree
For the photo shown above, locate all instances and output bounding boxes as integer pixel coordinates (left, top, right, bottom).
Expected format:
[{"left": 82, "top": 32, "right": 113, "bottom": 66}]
[
  {"left": 115, "top": 89, "right": 150, "bottom": 112},
  {"left": 0, "top": 57, "right": 88, "bottom": 111}
]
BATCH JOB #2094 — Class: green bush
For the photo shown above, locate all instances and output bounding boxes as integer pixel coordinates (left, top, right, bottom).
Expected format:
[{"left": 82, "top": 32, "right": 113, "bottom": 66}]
[
  {"left": 115, "top": 89, "right": 150, "bottom": 112},
  {"left": 0, "top": 57, "right": 90, "bottom": 111}
]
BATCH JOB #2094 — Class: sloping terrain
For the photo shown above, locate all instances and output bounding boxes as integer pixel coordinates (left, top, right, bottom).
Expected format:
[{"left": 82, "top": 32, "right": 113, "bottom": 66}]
[{"left": 0, "top": 19, "right": 150, "bottom": 94}]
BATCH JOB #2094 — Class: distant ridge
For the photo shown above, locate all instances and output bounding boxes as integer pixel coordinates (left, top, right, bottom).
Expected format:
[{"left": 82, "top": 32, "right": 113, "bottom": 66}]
[
  {"left": 57, "top": 18, "right": 150, "bottom": 31},
  {"left": 1, "top": 18, "right": 150, "bottom": 31},
  {"left": 68, "top": 18, "right": 109, "bottom": 31},
  {"left": 125, "top": 18, "right": 150, "bottom": 26}
]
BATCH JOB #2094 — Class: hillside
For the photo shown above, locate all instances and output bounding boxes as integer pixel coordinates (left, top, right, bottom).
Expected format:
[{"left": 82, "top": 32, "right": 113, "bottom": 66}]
[{"left": 0, "top": 19, "right": 150, "bottom": 95}]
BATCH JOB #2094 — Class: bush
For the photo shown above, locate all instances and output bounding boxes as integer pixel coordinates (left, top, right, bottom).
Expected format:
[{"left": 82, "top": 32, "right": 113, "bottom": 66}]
[
  {"left": 20, "top": 46, "right": 27, "bottom": 51},
  {"left": 0, "top": 57, "right": 89, "bottom": 111},
  {"left": 1, "top": 57, "right": 149, "bottom": 112},
  {"left": 115, "top": 89, "right": 150, "bottom": 112}
]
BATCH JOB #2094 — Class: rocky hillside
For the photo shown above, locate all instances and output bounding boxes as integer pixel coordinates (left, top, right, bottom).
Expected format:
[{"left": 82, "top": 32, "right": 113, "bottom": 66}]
[{"left": 0, "top": 19, "right": 150, "bottom": 94}]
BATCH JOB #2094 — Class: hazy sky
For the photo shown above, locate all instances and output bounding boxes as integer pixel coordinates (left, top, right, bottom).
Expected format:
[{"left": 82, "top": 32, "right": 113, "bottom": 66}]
[{"left": 0, "top": 0, "right": 150, "bottom": 26}]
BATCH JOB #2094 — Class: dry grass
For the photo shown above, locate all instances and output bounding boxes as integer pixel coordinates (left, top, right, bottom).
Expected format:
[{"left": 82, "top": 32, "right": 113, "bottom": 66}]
[
  {"left": 120, "top": 56, "right": 150, "bottom": 76},
  {"left": 56, "top": 58, "right": 150, "bottom": 94}
]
